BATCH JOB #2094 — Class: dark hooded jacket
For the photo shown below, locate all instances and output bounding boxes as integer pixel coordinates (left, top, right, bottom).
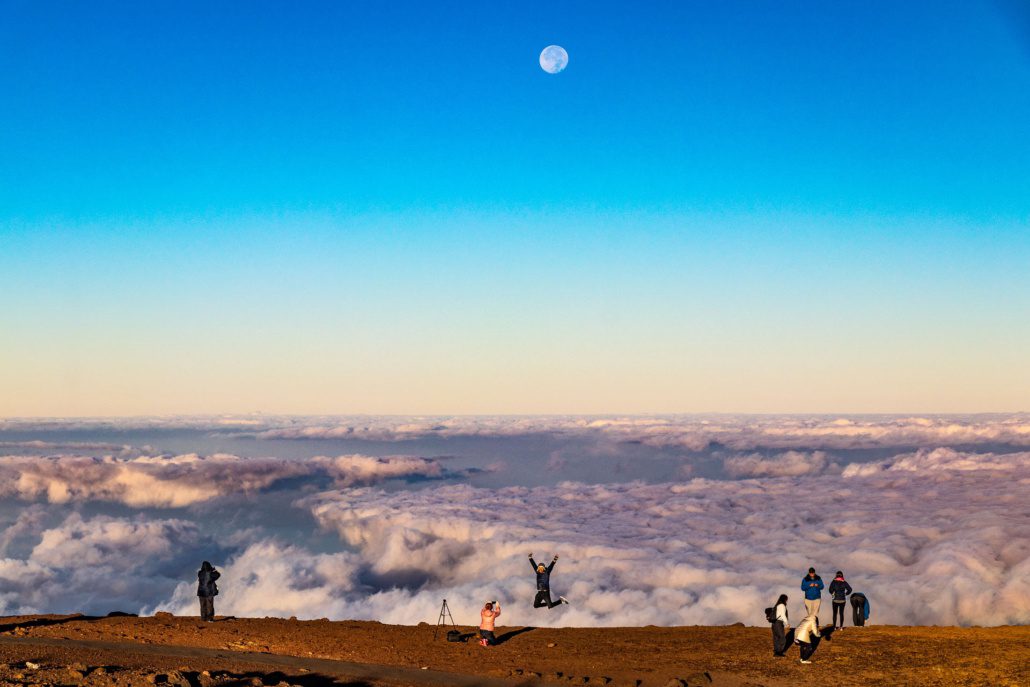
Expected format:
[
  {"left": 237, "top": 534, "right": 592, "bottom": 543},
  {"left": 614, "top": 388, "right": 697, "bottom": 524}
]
[
  {"left": 197, "top": 561, "right": 220, "bottom": 598},
  {"left": 530, "top": 557, "right": 556, "bottom": 591},
  {"left": 828, "top": 577, "right": 853, "bottom": 602}
]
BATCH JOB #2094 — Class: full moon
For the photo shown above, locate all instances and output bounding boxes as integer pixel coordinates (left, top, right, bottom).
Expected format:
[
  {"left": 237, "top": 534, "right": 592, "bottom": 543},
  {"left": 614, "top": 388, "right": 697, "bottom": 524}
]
[{"left": 539, "top": 45, "right": 568, "bottom": 74}]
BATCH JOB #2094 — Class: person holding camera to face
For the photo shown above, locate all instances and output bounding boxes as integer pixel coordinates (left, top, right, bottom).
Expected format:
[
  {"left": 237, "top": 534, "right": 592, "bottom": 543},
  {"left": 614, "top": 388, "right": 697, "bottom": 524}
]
[
  {"left": 197, "top": 561, "right": 220, "bottom": 621},
  {"left": 479, "top": 600, "right": 501, "bottom": 646},
  {"left": 529, "top": 553, "right": 569, "bottom": 609}
]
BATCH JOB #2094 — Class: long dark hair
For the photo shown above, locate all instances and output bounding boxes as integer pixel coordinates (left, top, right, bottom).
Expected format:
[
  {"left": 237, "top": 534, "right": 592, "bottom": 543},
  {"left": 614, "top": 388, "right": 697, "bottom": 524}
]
[{"left": 776, "top": 594, "right": 788, "bottom": 606}]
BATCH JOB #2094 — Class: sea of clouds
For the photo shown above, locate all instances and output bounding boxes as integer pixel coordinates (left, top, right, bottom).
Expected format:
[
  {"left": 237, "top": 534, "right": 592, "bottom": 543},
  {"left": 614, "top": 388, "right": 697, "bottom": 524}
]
[{"left": 0, "top": 415, "right": 1027, "bottom": 627}]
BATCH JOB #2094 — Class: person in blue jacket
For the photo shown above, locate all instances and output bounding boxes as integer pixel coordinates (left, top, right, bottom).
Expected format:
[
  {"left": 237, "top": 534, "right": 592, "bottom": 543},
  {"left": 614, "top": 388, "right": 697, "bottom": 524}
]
[
  {"left": 529, "top": 553, "right": 569, "bottom": 609},
  {"left": 828, "top": 571, "right": 853, "bottom": 629},
  {"left": 801, "top": 567, "right": 824, "bottom": 619}
]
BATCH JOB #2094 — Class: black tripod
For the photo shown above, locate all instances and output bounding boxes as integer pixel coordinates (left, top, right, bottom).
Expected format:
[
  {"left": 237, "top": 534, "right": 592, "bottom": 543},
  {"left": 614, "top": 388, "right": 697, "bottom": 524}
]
[{"left": 433, "top": 599, "right": 457, "bottom": 640}]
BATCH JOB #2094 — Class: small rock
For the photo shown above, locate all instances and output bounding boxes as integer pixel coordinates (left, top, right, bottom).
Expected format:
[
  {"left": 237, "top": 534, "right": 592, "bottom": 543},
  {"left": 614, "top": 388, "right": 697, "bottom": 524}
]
[
  {"left": 547, "top": 642, "right": 557, "bottom": 648},
  {"left": 289, "top": 616, "right": 298, "bottom": 621},
  {"left": 24, "top": 662, "right": 40, "bottom": 670},
  {"left": 165, "top": 670, "right": 191, "bottom": 687},
  {"left": 66, "top": 669, "right": 85, "bottom": 682},
  {"left": 249, "top": 677, "right": 264, "bottom": 687},
  {"left": 662, "top": 680, "right": 686, "bottom": 687},
  {"left": 684, "top": 672, "right": 713, "bottom": 685},
  {"left": 588, "top": 679, "right": 611, "bottom": 685},
  {"left": 420, "top": 666, "right": 429, "bottom": 670},
  {"left": 154, "top": 611, "right": 174, "bottom": 619},
  {"left": 527, "top": 672, "right": 542, "bottom": 679},
  {"left": 510, "top": 669, "right": 524, "bottom": 676}
]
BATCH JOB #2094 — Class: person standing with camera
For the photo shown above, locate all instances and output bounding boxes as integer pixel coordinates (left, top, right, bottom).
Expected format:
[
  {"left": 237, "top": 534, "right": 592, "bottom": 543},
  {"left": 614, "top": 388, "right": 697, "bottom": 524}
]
[
  {"left": 197, "top": 561, "right": 221, "bottom": 621},
  {"left": 479, "top": 600, "right": 501, "bottom": 646}
]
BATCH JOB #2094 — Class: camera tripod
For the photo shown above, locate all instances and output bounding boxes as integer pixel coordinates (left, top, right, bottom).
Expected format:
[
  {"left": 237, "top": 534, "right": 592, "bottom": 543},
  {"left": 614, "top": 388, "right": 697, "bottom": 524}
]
[{"left": 433, "top": 598, "right": 457, "bottom": 640}]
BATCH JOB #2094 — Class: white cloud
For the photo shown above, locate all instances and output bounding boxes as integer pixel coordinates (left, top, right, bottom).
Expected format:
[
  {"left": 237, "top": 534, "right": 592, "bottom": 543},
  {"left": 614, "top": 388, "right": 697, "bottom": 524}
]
[
  {"left": 723, "top": 450, "right": 837, "bottom": 477},
  {"left": 289, "top": 455, "right": 1030, "bottom": 627},
  {"left": 0, "top": 453, "right": 463, "bottom": 508}
]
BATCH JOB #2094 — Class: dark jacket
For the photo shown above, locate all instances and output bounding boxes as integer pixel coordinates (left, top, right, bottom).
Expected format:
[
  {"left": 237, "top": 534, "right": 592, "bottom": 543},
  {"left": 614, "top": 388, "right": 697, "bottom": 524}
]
[
  {"left": 197, "top": 563, "right": 220, "bottom": 598},
  {"left": 801, "top": 574, "right": 824, "bottom": 600},
  {"left": 851, "top": 592, "right": 870, "bottom": 618},
  {"left": 828, "top": 578, "right": 852, "bottom": 602},
  {"left": 530, "top": 557, "right": 556, "bottom": 591}
]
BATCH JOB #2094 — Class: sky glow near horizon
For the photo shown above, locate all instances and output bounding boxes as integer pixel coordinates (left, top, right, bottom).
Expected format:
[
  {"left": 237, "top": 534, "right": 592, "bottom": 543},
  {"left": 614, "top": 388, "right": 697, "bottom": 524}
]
[{"left": 1, "top": 1, "right": 1029, "bottom": 415}]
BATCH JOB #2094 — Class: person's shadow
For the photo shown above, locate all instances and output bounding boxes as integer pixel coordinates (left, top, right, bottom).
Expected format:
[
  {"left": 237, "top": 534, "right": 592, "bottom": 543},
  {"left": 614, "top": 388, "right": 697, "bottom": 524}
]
[
  {"left": 495, "top": 627, "right": 537, "bottom": 644},
  {"left": 0, "top": 614, "right": 104, "bottom": 634}
]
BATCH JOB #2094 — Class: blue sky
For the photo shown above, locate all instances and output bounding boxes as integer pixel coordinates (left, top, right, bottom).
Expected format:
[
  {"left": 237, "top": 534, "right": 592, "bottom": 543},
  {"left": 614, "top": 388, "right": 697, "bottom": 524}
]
[{"left": 1, "top": 1, "right": 1028, "bottom": 414}]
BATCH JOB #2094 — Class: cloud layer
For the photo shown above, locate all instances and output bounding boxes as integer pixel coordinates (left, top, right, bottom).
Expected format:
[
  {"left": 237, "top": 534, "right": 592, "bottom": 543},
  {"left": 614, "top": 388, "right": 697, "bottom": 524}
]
[
  {"left": 0, "top": 453, "right": 459, "bottom": 507},
  {"left": 284, "top": 450, "right": 1028, "bottom": 628},
  {"left": 241, "top": 414, "right": 1030, "bottom": 451},
  {"left": 0, "top": 415, "right": 1027, "bottom": 628}
]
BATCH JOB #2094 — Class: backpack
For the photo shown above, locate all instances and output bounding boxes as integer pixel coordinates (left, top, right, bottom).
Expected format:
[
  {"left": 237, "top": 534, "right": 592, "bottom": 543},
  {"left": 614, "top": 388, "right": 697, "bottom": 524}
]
[{"left": 764, "top": 607, "right": 776, "bottom": 623}]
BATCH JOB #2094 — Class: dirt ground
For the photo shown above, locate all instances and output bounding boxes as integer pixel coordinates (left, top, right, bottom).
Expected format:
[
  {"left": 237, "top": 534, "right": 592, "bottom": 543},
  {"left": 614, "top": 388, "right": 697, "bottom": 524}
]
[{"left": 0, "top": 614, "right": 1026, "bottom": 687}]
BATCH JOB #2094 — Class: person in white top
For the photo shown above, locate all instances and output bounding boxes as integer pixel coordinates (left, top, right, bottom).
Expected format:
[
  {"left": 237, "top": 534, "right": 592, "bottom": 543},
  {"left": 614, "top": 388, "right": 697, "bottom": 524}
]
[
  {"left": 793, "top": 614, "right": 822, "bottom": 663},
  {"left": 771, "top": 594, "right": 790, "bottom": 656}
]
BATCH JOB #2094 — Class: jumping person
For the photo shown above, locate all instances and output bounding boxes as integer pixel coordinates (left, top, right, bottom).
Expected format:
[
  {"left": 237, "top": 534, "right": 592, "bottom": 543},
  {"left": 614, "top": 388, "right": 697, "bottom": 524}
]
[
  {"left": 793, "top": 614, "right": 822, "bottom": 664},
  {"left": 529, "top": 553, "right": 569, "bottom": 609},
  {"left": 479, "top": 601, "right": 501, "bottom": 646},
  {"left": 197, "top": 561, "right": 220, "bottom": 621},
  {"left": 771, "top": 594, "right": 790, "bottom": 657},
  {"left": 828, "top": 570, "right": 853, "bottom": 630},
  {"left": 850, "top": 592, "right": 869, "bottom": 627},
  {"left": 800, "top": 567, "right": 824, "bottom": 619}
]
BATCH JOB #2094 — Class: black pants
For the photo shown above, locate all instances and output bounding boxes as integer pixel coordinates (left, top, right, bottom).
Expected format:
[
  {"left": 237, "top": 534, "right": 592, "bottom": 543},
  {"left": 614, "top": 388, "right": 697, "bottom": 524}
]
[
  {"left": 799, "top": 641, "right": 817, "bottom": 661},
  {"left": 479, "top": 629, "right": 496, "bottom": 645},
  {"left": 851, "top": 598, "right": 866, "bottom": 626},
  {"left": 832, "top": 601, "right": 846, "bottom": 627},
  {"left": 771, "top": 621, "right": 787, "bottom": 655},
  {"left": 199, "top": 596, "right": 215, "bottom": 621},
  {"left": 534, "top": 589, "right": 562, "bottom": 609}
]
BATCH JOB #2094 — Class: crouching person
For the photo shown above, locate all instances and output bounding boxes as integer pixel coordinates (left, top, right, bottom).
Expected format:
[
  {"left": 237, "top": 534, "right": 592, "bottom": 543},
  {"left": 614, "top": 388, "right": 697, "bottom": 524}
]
[
  {"left": 197, "top": 560, "right": 220, "bottom": 621},
  {"left": 793, "top": 614, "right": 821, "bottom": 664},
  {"left": 850, "top": 592, "right": 869, "bottom": 627},
  {"left": 479, "top": 600, "right": 501, "bottom": 646}
]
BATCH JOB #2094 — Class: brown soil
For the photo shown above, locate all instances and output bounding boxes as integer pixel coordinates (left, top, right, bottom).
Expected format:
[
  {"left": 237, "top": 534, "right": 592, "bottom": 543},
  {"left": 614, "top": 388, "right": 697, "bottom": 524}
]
[{"left": 1, "top": 614, "right": 1027, "bottom": 687}]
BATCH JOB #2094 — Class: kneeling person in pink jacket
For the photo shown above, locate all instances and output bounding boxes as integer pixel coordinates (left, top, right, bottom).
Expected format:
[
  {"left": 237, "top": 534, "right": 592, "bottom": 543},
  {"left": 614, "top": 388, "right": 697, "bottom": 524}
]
[{"left": 479, "top": 601, "right": 501, "bottom": 646}]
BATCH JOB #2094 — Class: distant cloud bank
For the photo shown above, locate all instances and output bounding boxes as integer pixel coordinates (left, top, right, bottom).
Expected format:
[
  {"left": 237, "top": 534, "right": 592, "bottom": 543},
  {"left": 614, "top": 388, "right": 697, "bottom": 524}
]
[{"left": 0, "top": 414, "right": 1027, "bottom": 627}]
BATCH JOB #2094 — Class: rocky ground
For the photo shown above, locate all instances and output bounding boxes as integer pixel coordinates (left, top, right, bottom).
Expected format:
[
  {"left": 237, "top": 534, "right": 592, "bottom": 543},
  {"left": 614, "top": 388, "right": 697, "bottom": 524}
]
[{"left": 0, "top": 614, "right": 1026, "bottom": 687}]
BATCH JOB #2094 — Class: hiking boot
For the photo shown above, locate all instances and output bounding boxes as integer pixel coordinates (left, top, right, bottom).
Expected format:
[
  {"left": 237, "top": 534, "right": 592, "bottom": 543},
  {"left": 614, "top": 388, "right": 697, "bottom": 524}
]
[{"left": 799, "top": 660, "right": 812, "bottom": 664}]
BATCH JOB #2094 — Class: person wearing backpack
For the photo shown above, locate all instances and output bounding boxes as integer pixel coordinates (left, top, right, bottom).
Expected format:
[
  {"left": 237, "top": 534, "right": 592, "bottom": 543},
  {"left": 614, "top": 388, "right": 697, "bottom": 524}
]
[
  {"left": 828, "top": 571, "right": 853, "bottom": 630},
  {"left": 768, "top": 594, "right": 790, "bottom": 656},
  {"left": 197, "top": 561, "right": 220, "bottom": 621}
]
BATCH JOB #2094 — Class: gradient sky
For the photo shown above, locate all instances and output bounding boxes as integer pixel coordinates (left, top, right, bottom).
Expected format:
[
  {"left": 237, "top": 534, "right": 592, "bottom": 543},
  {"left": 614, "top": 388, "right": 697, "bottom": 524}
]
[{"left": 2, "top": 0, "right": 1029, "bottom": 415}]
